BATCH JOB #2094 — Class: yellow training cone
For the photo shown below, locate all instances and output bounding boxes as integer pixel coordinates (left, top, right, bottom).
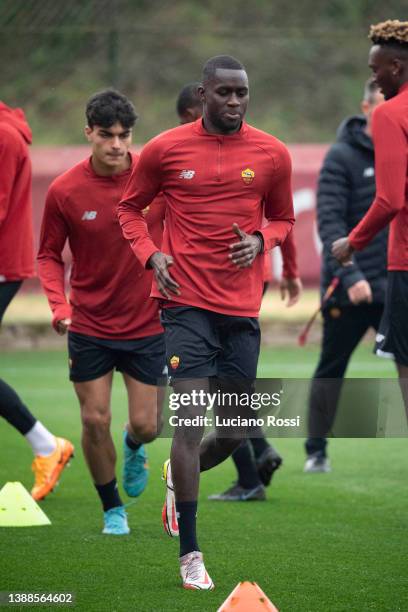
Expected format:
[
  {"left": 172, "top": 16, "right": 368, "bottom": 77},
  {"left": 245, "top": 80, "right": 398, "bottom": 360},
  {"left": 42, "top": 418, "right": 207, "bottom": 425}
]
[
  {"left": 0, "top": 482, "right": 51, "bottom": 527},
  {"left": 217, "top": 581, "right": 279, "bottom": 611}
]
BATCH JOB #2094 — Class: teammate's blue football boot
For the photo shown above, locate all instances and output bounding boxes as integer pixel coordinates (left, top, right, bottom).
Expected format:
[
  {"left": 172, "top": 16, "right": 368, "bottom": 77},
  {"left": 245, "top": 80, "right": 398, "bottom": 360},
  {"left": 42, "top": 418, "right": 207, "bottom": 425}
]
[
  {"left": 102, "top": 506, "right": 130, "bottom": 535},
  {"left": 122, "top": 431, "right": 148, "bottom": 497}
]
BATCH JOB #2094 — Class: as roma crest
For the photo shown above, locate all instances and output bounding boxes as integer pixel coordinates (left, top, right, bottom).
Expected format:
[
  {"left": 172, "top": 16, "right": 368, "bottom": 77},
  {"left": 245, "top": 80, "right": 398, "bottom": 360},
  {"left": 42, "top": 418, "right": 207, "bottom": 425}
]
[
  {"left": 241, "top": 168, "right": 255, "bottom": 185},
  {"left": 329, "top": 307, "right": 341, "bottom": 319},
  {"left": 170, "top": 355, "right": 180, "bottom": 370}
]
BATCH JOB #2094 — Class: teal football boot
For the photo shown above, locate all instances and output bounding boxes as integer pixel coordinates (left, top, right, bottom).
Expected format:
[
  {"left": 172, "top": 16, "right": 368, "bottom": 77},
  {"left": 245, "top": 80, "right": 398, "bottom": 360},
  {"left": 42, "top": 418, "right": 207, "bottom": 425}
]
[
  {"left": 102, "top": 506, "right": 130, "bottom": 535},
  {"left": 122, "top": 431, "right": 148, "bottom": 497}
]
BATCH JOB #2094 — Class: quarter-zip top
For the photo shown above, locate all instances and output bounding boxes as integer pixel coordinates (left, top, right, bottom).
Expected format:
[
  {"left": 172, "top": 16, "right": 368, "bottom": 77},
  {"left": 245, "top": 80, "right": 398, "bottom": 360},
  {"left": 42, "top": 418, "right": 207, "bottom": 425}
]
[{"left": 118, "top": 118, "right": 295, "bottom": 317}]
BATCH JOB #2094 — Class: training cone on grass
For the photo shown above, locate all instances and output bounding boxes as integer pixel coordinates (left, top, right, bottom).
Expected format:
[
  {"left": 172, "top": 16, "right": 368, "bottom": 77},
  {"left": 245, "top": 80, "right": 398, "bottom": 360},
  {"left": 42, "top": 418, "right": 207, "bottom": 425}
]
[
  {"left": 217, "top": 581, "right": 279, "bottom": 612},
  {"left": 0, "top": 482, "right": 51, "bottom": 527}
]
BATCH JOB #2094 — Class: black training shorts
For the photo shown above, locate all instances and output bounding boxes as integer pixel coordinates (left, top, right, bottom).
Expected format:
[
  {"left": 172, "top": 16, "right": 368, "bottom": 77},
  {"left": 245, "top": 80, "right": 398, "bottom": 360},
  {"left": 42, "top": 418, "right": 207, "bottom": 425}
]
[
  {"left": 375, "top": 271, "right": 408, "bottom": 366},
  {"left": 160, "top": 306, "right": 261, "bottom": 379},
  {"left": 68, "top": 331, "right": 167, "bottom": 385}
]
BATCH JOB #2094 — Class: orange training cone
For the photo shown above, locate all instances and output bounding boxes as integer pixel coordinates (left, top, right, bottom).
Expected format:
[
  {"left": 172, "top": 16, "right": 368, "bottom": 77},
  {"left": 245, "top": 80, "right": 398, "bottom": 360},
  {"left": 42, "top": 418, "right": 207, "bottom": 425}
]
[{"left": 217, "top": 581, "right": 279, "bottom": 611}]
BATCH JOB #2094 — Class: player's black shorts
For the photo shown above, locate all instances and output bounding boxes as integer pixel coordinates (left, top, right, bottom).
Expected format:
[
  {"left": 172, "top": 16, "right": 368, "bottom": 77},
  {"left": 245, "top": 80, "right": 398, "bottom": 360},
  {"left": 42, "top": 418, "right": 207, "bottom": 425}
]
[
  {"left": 375, "top": 271, "right": 408, "bottom": 366},
  {"left": 160, "top": 306, "right": 261, "bottom": 379},
  {"left": 68, "top": 331, "right": 167, "bottom": 385}
]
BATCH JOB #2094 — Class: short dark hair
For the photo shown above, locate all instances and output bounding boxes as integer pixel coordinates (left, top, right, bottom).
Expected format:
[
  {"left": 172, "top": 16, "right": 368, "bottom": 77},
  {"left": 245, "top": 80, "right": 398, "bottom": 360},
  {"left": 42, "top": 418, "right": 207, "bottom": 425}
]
[
  {"left": 363, "top": 77, "right": 380, "bottom": 103},
  {"left": 176, "top": 82, "right": 202, "bottom": 117},
  {"left": 86, "top": 89, "right": 137, "bottom": 129},
  {"left": 202, "top": 55, "right": 245, "bottom": 85}
]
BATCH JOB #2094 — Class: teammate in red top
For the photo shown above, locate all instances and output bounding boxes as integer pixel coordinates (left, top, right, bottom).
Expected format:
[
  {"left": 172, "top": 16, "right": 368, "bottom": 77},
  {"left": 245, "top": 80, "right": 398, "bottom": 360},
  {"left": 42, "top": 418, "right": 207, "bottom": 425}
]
[
  {"left": 0, "top": 102, "right": 34, "bottom": 282},
  {"left": 118, "top": 56, "right": 295, "bottom": 589},
  {"left": 333, "top": 20, "right": 408, "bottom": 417},
  {"left": 0, "top": 101, "right": 73, "bottom": 502},
  {"left": 38, "top": 90, "right": 166, "bottom": 535}
]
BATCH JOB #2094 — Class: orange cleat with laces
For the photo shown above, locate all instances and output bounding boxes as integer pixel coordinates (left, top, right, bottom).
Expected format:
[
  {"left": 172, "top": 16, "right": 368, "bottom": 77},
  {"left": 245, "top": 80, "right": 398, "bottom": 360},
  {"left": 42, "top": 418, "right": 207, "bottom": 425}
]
[{"left": 31, "top": 437, "right": 74, "bottom": 501}]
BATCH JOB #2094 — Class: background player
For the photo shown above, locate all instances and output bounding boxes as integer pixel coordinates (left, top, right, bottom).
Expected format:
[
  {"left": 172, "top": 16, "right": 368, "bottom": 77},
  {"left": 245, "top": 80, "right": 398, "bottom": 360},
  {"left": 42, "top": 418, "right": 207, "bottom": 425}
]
[
  {"left": 333, "top": 20, "right": 408, "bottom": 417},
  {"left": 176, "top": 82, "right": 203, "bottom": 124},
  {"left": 38, "top": 90, "right": 166, "bottom": 535},
  {"left": 304, "top": 79, "right": 386, "bottom": 472},
  {"left": 119, "top": 55, "right": 294, "bottom": 589},
  {"left": 0, "top": 99, "right": 73, "bottom": 501}
]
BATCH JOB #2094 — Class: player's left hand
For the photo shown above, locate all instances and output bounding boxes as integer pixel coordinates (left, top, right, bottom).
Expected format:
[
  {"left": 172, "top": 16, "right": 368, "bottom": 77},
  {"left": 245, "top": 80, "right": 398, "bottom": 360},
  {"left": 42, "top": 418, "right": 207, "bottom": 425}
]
[
  {"left": 280, "top": 277, "right": 302, "bottom": 307},
  {"left": 229, "top": 223, "right": 262, "bottom": 268},
  {"left": 332, "top": 237, "right": 354, "bottom": 265},
  {"left": 56, "top": 318, "right": 72, "bottom": 335}
]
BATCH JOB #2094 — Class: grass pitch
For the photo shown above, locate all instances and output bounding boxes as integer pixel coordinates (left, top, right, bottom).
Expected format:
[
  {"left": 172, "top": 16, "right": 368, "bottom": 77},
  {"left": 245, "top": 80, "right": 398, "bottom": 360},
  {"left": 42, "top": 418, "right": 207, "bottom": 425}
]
[{"left": 0, "top": 345, "right": 407, "bottom": 611}]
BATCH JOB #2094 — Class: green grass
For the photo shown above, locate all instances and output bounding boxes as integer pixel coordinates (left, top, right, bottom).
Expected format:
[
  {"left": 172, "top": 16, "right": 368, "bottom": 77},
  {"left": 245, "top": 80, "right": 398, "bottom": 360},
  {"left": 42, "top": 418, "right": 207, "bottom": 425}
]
[{"left": 0, "top": 345, "right": 407, "bottom": 611}]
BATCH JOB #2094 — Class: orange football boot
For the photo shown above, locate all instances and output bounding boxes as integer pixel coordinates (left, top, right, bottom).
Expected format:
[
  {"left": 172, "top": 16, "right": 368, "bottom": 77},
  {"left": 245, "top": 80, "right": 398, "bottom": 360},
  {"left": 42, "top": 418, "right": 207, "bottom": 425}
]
[{"left": 31, "top": 437, "right": 74, "bottom": 501}]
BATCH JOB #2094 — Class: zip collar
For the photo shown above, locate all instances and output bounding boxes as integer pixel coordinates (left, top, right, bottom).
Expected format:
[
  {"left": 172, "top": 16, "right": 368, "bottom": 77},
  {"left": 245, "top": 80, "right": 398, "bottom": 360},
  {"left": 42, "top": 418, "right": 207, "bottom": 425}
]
[{"left": 193, "top": 117, "right": 249, "bottom": 141}]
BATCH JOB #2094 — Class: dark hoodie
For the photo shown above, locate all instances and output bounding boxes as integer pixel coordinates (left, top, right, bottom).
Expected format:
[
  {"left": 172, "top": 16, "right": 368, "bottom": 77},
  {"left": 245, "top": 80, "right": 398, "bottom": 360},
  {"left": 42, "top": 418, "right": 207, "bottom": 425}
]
[
  {"left": 317, "top": 114, "right": 388, "bottom": 306},
  {"left": 0, "top": 102, "right": 34, "bottom": 280}
]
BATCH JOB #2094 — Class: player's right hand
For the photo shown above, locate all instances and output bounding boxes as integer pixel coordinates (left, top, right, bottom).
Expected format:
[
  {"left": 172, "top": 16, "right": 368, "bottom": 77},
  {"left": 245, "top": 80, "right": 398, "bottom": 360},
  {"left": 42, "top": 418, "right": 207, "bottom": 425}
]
[
  {"left": 347, "top": 280, "right": 372, "bottom": 305},
  {"left": 148, "top": 252, "right": 180, "bottom": 299},
  {"left": 56, "top": 318, "right": 72, "bottom": 335}
]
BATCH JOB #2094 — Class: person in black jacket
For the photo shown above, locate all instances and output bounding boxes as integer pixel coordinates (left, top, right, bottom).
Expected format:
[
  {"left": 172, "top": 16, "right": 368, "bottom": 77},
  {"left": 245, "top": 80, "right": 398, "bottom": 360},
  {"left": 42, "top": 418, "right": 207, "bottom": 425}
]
[{"left": 304, "top": 79, "right": 386, "bottom": 472}]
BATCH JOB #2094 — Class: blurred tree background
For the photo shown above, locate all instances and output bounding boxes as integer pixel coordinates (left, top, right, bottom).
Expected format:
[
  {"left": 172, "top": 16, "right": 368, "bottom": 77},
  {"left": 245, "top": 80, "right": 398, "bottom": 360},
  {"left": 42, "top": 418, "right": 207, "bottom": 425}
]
[{"left": 0, "top": 0, "right": 405, "bottom": 144}]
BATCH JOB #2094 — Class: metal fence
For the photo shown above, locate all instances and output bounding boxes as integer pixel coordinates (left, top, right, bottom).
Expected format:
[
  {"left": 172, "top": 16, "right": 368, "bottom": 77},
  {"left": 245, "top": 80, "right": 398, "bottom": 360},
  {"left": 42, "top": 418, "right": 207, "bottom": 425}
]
[{"left": 0, "top": 0, "right": 406, "bottom": 143}]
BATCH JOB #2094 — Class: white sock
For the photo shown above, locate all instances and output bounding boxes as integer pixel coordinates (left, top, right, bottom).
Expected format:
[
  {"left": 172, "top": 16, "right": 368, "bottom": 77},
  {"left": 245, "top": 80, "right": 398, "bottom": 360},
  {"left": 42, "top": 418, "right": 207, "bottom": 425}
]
[{"left": 25, "top": 421, "right": 57, "bottom": 456}]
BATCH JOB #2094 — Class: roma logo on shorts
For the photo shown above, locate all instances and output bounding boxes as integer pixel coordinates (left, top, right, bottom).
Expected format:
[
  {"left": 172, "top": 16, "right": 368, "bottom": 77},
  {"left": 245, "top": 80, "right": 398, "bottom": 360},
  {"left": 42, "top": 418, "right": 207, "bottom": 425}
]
[
  {"left": 241, "top": 168, "right": 255, "bottom": 185},
  {"left": 170, "top": 355, "right": 180, "bottom": 370},
  {"left": 329, "top": 307, "right": 341, "bottom": 319},
  {"left": 142, "top": 206, "right": 150, "bottom": 216}
]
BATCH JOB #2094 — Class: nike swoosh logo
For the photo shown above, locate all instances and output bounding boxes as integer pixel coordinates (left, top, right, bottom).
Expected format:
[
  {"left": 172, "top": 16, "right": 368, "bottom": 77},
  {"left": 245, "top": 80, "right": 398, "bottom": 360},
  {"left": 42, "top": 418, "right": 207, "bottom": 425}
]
[{"left": 171, "top": 499, "right": 178, "bottom": 533}]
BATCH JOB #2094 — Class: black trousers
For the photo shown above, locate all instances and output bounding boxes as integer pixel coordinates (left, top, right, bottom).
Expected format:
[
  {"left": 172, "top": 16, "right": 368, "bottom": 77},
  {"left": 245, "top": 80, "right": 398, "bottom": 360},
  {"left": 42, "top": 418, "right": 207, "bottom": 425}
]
[
  {"left": 306, "top": 303, "right": 383, "bottom": 457},
  {"left": 0, "top": 281, "right": 37, "bottom": 434},
  {"left": 0, "top": 281, "right": 22, "bottom": 324}
]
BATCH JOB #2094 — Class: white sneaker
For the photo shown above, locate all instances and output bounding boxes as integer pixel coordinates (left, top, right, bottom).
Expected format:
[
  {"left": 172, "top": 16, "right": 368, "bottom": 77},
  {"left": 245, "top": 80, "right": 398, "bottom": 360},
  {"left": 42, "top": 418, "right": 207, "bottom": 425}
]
[
  {"left": 180, "top": 551, "right": 214, "bottom": 590},
  {"left": 304, "top": 454, "right": 331, "bottom": 473},
  {"left": 161, "top": 459, "right": 179, "bottom": 537}
]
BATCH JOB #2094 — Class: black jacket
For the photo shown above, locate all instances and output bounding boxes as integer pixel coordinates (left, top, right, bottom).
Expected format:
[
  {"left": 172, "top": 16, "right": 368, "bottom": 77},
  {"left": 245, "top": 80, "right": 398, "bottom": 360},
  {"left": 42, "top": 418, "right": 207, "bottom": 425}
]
[{"left": 317, "top": 114, "right": 388, "bottom": 306}]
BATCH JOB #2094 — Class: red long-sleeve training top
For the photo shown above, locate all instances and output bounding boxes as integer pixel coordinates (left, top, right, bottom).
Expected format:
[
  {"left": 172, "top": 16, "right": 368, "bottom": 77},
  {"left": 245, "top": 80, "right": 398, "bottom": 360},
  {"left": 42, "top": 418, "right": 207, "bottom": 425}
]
[
  {"left": 349, "top": 82, "right": 408, "bottom": 270},
  {"left": 263, "top": 222, "right": 299, "bottom": 282},
  {"left": 280, "top": 230, "right": 299, "bottom": 279},
  {"left": 118, "top": 119, "right": 295, "bottom": 317},
  {"left": 38, "top": 155, "right": 164, "bottom": 339},
  {"left": 0, "top": 102, "right": 34, "bottom": 281}
]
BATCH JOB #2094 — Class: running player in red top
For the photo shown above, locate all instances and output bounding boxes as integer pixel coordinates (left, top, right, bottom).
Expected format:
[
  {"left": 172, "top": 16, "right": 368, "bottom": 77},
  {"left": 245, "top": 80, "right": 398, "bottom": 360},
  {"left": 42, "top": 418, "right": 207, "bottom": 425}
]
[
  {"left": 118, "top": 56, "right": 295, "bottom": 589},
  {"left": 0, "top": 100, "right": 74, "bottom": 502},
  {"left": 332, "top": 20, "right": 408, "bottom": 417},
  {"left": 38, "top": 90, "right": 166, "bottom": 535},
  {"left": 175, "top": 81, "right": 302, "bottom": 500}
]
